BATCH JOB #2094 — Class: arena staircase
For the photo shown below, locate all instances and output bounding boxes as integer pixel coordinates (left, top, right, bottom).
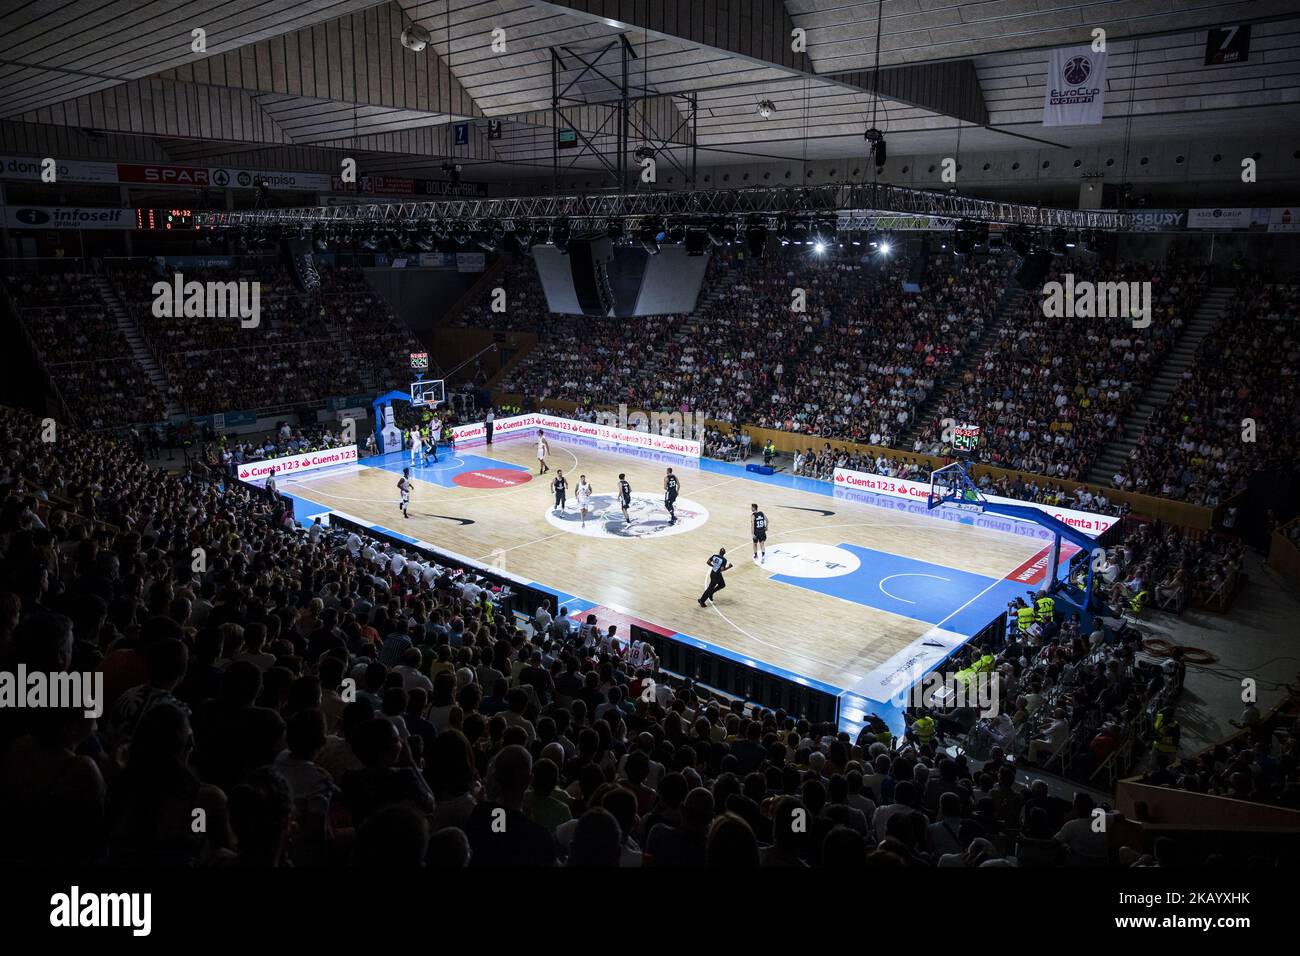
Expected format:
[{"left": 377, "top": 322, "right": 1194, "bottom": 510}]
[
  {"left": 93, "top": 275, "right": 181, "bottom": 420},
  {"left": 1085, "top": 285, "right": 1232, "bottom": 485},
  {"left": 901, "top": 284, "right": 1032, "bottom": 448}
]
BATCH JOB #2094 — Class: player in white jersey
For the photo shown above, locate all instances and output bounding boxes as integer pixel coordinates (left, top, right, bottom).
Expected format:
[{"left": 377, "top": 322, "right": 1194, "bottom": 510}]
[
  {"left": 535, "top": 429, "right": 551, "bottom": 474},
  {"left": 397, "top": 467, "right": 411, "bottom": 519},
  {"left": 409, "top": 428, "right": 423, "bottom": 467},
  {"left": 575, "top": 474, "right": 593, "bottom": 527},
  {"left": 427, "top": 415, "right": 442, "bottom": 463}
]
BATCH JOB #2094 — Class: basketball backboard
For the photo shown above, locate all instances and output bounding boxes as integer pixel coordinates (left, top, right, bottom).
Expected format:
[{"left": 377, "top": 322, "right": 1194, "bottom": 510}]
[
  {"left": 409, "top": 378, "right": 445, "bottom": 408},
  {"left": 928, "top": 461, "right": 987, "bottom": 512}
]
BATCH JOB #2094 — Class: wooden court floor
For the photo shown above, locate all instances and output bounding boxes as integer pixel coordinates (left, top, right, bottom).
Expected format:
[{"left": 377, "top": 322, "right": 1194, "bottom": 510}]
[{"left": 279, "top": 436, "right": 1045, "bottom": 691}]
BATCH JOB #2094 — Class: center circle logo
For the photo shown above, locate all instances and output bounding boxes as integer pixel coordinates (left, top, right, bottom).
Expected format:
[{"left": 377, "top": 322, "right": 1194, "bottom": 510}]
[
  {"left": 545, "top": 492, "right": 707, "bottom": 539},
  {"left": 762, "top": 542, "right": 860, "bottom": 578},
  {"left": 1062, "top": 55, "right": 1091, "bottom": 85},
  {"left": 454, "top": 467, "right": 531, "bottom": 489}
]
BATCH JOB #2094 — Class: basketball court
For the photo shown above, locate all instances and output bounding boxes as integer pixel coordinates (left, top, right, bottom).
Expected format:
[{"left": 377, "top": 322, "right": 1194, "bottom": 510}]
[{"left": 269, "top": 427, "right": 1082, "bottom": 729}]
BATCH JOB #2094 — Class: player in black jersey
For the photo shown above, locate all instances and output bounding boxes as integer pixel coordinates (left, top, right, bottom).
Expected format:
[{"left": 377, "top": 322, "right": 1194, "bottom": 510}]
[
  {"left": 663, "top": 467, "right": 680, "bottom": 525},
  {"left": 751, "top": 502, "right": 768, "bottom": 562},
  {"left": 552, "top": 469, "right": 568, "bottom": 512},
  {"left": 698, "top": 547, "right": 733, "bottom": 606},
  {"left": 617, "top": 473, "right": 632, "bottom": 523}
]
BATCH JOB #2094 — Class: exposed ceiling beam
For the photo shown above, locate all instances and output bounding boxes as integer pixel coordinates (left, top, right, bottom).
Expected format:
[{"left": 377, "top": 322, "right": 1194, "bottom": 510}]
[{"left": 530, "top": 0, "right": 988, "bottom": 124}]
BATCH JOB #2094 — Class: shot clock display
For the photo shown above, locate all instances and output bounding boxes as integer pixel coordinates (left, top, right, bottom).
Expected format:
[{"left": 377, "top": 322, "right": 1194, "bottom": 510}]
[
  {"left": 135, "top": 208, "right": 198, "bottom": 230},
  {"left": 952, "top": 423, "right": 981, "bottom": 453}
]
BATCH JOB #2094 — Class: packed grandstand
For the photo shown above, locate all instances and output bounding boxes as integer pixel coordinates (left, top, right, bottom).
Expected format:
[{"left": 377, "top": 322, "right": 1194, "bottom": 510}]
[{"left": 1, "top": 238, "right": 1296, "bottom": 872}]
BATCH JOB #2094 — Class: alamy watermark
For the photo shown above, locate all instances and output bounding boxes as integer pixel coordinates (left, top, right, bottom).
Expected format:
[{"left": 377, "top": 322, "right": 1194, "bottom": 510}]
[
  {"left": 0, "top": 666, "right": 103, "bottom": 718},
  {"left": 1041, "top": 272, "right": 1151, "bottom": 328},
  {"left": 50, "top": 886, "right": 151, "bottom": 936},
  {"left": 594, "top": 402, "right": 707, "bottom": 442},
  {"left": 152, "top": 272, "right": 260, "bottom": 328}
]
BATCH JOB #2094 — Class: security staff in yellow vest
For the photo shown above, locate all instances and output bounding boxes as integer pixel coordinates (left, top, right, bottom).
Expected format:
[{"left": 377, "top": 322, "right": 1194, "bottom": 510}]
[
  {"left": 1014, "top": 598, "right": 1036, "bottom": 634},
  {"left": 910, "top": 711, "right": 937, "bottom": 749},
  {"left": 1152, "top": 710, "right": 1180, "bottom": 755},
  {"left": 1035, "top": 591, "right": 1055, "bottom": 624}
]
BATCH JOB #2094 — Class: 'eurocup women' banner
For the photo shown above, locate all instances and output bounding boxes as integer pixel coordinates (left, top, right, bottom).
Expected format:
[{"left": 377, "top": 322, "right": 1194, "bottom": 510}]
[{"left": 1042, "top": 46, "right": 1108, "bottom": 126}]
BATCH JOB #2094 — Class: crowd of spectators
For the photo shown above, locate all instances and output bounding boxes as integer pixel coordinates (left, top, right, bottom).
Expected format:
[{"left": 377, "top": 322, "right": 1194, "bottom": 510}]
[
  {"left": 319, "top": 267, "right": 424, "bottom": 388},
  {"left": 494, "top": 247, "right": 1009, "bottom": 452},
  {"left": 1089, "top": 518, "right": 1245, "bottom": 613},
  {"left": 1138, "top": 703, "right": 1299, "bottom": 811},
  {"left": 467, "top": 249, "right": 1217, "bottom": 509},
  {"left": 913, "top": 261, "right": 1209, "bottom": 480},
  {"left": 3, "top": 272, "right": 166, "bottom": 429},
  {"left": 110, "top": 264, "right": 369, "bottom": 416},
  {"left": 1, "top": 400, "right": 1249, "bottom": 866},
  {"left": 1114, "top": 279, "right": 1298, "bottom": 505}
]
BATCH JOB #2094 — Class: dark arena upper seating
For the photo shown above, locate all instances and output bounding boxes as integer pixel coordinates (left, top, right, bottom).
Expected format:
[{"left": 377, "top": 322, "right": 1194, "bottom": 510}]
[{"left": 2, "top": 0, "right": 1300, "bottom": 922}]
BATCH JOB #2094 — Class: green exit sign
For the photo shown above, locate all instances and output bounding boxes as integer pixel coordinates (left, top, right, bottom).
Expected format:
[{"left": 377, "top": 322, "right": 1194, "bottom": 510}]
[{"left": 558, "top": 128, "right": 577, "bottom": 148}]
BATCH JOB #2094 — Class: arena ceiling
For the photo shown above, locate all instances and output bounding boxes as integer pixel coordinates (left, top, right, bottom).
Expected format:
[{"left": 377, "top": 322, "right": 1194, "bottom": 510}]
[{"left": 0, "top": 0, "right": 1297, "bottom": 183}]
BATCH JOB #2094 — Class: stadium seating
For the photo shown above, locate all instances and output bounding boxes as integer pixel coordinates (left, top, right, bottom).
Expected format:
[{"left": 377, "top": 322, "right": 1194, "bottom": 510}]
[
  {"left": 1115, "top": 279, "right": 1299, "bottom": 505},
  {"left": 2, "top": 272, "right": 165, "bottom": 430},
  {"left": 0, "top": 401, "right": 1271, "bottom": 867}
]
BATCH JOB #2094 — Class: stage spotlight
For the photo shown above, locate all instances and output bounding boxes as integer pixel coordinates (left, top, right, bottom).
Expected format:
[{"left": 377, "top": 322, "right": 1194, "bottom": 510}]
[
  {"left": 605, "top": 219, "right": 625, "bottom": 241},
  {"left": 810, "top": 216, "right": 837, "bottom": 246},
  {"left": 401, "top": 24, "right": 430, "bottom": 52},
  {"left": 1014, "top": 248, "right": 1052, "bottom": 288},
  {"left": 1008, "top": 228, "right": 1032, "bottom": 258},
  {"left": 757, "top": 99, "right": 775, "bottom": 119},
  {"left": 813, "top": 241, "right": 826, "bottom": 255},
  {"left": 666, "top": 222, "right": 686, "bottom": 244},
  {"left": 636, "top": 225, "right": 661, "bottom": 255},
  {"left": 531, "top": 223, "right": 551, "bottom": 246},
  {"left": 865, "top": 127, "right": 887, "bottom": 166},
  {"left": 552, "top": 218, "right": 571, "bottom": 253},
  {"left": 706, "top": 220, "right": 728, "bottom": 246},
  {"left": 879, "top": 240, "right": 892, "bottom": 255},
  {"left": 684, "top": 229, "right": 709, "bottom": 256}
]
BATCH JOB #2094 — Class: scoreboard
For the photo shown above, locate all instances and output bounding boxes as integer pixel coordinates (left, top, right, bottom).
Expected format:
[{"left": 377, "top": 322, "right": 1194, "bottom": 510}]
[
  {"left": 135, "top": 208, "right": 198, "bottom": 230},
  {"left": 410, "top": 351, "right": 430, "bottom": 372},
  {"left": 952, "top": 423, "right": 981, "bottom": 453}
]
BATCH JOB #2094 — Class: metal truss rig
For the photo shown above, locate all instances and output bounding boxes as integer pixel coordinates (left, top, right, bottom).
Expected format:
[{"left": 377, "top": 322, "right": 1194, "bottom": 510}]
[{"left": 195, "top": 183, "right": 1131, "bottom": 232}]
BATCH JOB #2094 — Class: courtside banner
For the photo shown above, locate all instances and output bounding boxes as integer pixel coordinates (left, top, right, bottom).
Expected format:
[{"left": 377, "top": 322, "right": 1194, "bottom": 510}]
[
  {"left": 450, "top": 414, "right": 535, "bottom": 446},
  {"left": 534, "top": 414, "right": 702, "bottom": 458},
  {"left": 832, "top": 468, "right": 1115, "bottom": 534},
  {"left": 1042, "top": 46, "right": 1107, "bottom": 126},
  {"left": 237, "top": 445, "right": 357, "bottom": 482},
  {"left": 450, "top": 414, "right": 702, "bottom": 458}
]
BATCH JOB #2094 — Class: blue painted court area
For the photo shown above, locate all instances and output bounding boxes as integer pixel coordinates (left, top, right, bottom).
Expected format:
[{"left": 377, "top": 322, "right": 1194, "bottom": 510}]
[
  {"left": 770, "top": 543, "right": 1029, "bottom": 635},
  {"left": 366, "top": 448, "right": 529, "bottom": 487}
]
